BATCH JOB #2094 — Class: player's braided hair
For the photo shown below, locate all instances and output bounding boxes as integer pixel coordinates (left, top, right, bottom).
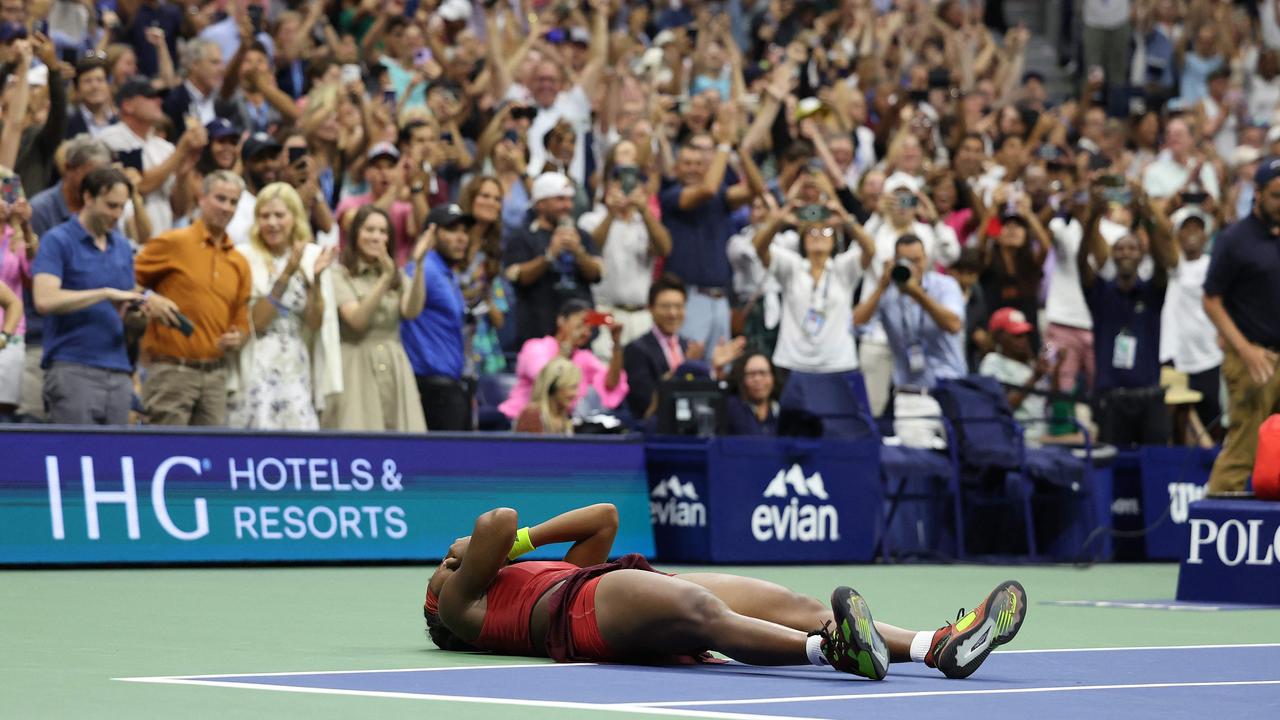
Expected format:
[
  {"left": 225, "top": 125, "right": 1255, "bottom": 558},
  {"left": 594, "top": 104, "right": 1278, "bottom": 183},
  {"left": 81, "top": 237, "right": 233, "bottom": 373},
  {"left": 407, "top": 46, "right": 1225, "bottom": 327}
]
[{"left": 424, "top": 608, "right": 479, "bottom": 652}]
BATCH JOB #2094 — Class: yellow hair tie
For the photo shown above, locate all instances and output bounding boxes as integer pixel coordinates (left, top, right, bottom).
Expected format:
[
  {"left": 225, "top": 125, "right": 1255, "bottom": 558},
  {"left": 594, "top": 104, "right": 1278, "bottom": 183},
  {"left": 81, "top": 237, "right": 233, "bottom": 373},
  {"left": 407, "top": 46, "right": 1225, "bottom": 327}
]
[{"left": 508, "top": 527, "right": 535, "bottom": 561}]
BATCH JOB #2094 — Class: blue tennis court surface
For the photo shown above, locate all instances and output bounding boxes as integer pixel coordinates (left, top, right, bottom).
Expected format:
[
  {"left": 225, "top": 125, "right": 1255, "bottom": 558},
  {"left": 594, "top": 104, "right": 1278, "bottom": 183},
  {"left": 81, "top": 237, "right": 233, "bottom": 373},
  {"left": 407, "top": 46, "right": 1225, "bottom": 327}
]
[{"left": 121, "top": 644, "right": 1280, "bottom": 719}]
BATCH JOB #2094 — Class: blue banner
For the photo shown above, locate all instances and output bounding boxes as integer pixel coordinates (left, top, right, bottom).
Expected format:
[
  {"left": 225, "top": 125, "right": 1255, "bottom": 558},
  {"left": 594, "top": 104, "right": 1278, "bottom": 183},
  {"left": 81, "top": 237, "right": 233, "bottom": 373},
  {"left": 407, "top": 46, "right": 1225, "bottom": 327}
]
[
  {"left": 647, "top": 437, "right": 881, "bottom": 563},
  {"left": 0, "top": 429, "right": 654, "bottom": 564},
  {"left": 1176, "top": 499, "right": 1280, "bottom": 606}
]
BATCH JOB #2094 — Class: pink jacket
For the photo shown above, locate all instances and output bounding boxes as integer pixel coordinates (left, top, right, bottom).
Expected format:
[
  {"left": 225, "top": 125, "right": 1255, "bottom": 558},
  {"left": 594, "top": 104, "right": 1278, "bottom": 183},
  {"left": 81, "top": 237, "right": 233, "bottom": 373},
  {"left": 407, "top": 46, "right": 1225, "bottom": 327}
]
[{"left": 498, "top": 336, "right": 630, "bottom": 419}]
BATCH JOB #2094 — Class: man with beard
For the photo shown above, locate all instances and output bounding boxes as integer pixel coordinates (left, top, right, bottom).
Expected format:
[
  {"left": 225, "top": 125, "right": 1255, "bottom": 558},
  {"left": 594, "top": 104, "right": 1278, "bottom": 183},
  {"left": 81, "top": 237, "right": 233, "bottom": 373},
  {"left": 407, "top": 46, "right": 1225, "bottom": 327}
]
[
  {"left": 31, "top": 168, "right": 182, "bottom": 425},
  {"left": 135, "top": 170, "right": 251, "bottom": 426},
  {"left": 1204, "top": 158, "right": 1280, "bottom": 493},
  {"left": 402, "top": 205, "right": 473, "bottom": 430},
  {"left": 225, "top": 131, "right": 284, "bottom": 246}
]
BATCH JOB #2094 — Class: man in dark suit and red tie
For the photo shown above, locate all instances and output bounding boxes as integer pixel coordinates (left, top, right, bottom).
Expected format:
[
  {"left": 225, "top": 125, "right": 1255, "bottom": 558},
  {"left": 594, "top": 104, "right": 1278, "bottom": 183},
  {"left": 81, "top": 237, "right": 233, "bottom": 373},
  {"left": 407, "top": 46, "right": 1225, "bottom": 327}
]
[{"left": 622, "top": 274, "right": 744, "bottom": 419}]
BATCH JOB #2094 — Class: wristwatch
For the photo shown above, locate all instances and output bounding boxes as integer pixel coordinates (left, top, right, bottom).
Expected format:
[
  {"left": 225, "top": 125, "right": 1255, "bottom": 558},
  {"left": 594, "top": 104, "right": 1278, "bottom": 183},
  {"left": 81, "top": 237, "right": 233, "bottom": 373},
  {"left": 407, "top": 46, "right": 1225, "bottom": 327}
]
[{"left": 410, "top": 182, "right": 426, "bottom": 194}]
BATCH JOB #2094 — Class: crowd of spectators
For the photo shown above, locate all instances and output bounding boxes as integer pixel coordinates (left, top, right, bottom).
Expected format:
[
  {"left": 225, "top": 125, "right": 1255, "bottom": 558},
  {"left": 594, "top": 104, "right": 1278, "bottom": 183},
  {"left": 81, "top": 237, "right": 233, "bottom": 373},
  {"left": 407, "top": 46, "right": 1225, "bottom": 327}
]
[{"left": 1, "top": 0, "right": 1279, "bottom": 491}]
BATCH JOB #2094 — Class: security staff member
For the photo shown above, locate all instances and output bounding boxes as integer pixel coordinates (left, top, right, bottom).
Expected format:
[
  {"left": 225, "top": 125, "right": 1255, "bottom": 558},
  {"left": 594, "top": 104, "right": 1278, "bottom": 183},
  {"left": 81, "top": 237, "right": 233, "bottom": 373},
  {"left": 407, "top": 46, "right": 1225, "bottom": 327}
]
[{"left": 1203, "top": 157, "right": 1280, "bottom": 493}]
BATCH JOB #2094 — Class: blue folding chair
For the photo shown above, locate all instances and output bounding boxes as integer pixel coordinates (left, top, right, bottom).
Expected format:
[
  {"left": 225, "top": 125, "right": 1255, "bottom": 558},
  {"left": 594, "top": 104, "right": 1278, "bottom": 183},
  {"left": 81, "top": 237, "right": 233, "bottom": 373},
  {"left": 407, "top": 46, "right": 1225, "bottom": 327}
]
[
  {"left": 476, "top": 373, "right": 518, "bottom": 431},
  {"left": 932, "top": 375, "right": 1096, "bottom": 559},
  {"left": 779, "top": 372, "right": 964, "bottom": 560}
]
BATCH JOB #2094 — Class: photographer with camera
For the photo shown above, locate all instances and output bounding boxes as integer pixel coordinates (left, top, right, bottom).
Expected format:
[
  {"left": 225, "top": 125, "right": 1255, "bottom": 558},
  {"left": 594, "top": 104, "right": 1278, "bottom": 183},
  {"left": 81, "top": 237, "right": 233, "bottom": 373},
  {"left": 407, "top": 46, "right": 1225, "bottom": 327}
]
[{"left": 854, "top": 235, "right": 966, "bottom": 394}]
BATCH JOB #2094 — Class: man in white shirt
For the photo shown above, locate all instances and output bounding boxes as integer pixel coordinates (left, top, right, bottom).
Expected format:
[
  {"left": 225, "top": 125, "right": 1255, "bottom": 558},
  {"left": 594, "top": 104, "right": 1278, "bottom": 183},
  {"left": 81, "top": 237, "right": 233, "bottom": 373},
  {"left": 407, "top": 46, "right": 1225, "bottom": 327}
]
[
  {"left": 1159, "top": 206, "right": 1222, "bottom": 428},
  {"left": 99, "top": 77, "right": 207, "bottom": 235},
  {"left": 1142, "top": 118, "right": 1221, "bottom": 201},
  {"left": 579, "top": 166, "right": 672, "bottom": 360}
]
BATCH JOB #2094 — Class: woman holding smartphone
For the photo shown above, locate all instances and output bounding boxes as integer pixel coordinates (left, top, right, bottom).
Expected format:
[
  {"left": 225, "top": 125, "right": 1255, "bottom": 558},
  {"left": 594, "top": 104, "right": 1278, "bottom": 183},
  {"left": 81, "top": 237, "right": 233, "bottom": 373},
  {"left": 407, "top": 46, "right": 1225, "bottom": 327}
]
[{"left": 497, "top": 299, "right": 628, "bottom": 425}]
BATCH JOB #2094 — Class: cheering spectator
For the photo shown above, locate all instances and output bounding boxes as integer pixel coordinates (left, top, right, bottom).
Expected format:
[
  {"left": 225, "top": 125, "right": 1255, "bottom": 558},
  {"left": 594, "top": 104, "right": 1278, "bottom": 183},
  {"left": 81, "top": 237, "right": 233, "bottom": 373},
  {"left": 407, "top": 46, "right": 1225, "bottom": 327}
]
[
  {"left": 660, "top": 108, "right": 765, "bottom": 349},
  {"left": 752, "top": 200, "right": 873, "bottom": 375},
  {"left": 503, "top": 172, "right": 602, "bottom": 346},
  {"left": 402, "top": 205, "right": 473, "bottom": 432},
  {"left": 226, "top": 131, "right": 284, "bottom": 245},
  {"left": 725, "top": 351, "right": 780, "bottom": 437},
  {"left": 99, "top": 76, "right": 206, "bottom": 234},
  {"left": 0, "top": 33, "right": 67, "bottom": 197},
  {"left": 457, "top": 175, "right": 509, "bottom": 375},
  {"left": 0, "top": 248, "right": 21, "bottom": 422},
  {"left": 229, "top": 183, "right": 339, "bottom": 430},
  {"left": 1158, "top": 206, "right": 1223, "bottom": 435},
  {"left": 727, "top": 195, "right": 782, "bottom": 356},
  {"left": 500, "top": 298, "right": 627, "bottom": 423},
  {"left": 134, "top": 171, "right": 250, "bottom": 426},
  {"left": 979, "top": 192, "right": 1050, "bottom": 351},
  {"left": 161, "top": 38, "right": 231, "bottom": 137},
  {"left": 514, "top": 356, "right": 580, "bottom": 436},
  {"left": 978, "top": 308, "right": 1052, "bottom": 440},
  {"left": 1077, "top": 188, "right": 1178, "bottom": 447},
  {"left": 334, "top": 142, "right": 422, "bottom": 262},
  {"left": 1142, "top": 118, "right": 1220, "bottom": 202},
  {"left": 64, "top": 56, "right": 118, "bottom": 139},
  {"left": 324, "top": 206, "right": 430, "bottom": 433},
  {"left": 580, "top": 141, "right": 672, "bottom": 360},
  {"left": 622, "top": 274, "right": 744, "bottom": 420},
  {"left": 31, "top": 167, "right": 180, "bottom": 425},
  {"left": 948, "top": 247, "right": 990, "bottom": 373}
]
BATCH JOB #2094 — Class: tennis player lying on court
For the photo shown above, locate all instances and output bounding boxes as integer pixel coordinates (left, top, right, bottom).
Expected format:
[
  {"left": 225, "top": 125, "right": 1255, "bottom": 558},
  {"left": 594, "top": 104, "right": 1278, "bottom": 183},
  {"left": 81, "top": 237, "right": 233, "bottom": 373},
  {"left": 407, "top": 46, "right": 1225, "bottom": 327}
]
[{"left": 423, "top": 504, "right": 1026, "bottom": 680}]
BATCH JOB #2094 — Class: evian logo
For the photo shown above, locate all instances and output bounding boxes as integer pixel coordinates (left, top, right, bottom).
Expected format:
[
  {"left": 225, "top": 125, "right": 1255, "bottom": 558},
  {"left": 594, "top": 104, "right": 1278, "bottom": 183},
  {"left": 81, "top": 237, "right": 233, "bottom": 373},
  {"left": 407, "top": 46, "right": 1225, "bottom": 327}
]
[
  {"left": 752, "top": 465, "right": 839, "bottom": 542},
  {"left": 650, "top": 476, "right": 706, "bottom": 527}
]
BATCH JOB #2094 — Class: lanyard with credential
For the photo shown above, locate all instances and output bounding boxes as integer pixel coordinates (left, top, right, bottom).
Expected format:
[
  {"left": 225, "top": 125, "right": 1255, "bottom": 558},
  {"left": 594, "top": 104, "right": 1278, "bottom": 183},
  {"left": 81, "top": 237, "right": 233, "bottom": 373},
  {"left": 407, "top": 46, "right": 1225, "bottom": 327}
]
[{"left": 803, "top": 262, "right": 832, "bottom": 337}]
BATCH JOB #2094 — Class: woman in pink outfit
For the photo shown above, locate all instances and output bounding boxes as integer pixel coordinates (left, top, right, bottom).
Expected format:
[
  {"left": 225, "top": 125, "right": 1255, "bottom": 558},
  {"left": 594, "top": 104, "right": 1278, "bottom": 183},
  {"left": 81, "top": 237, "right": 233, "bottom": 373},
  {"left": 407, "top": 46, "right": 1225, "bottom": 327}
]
[{"left": 499, "top": 298, "right": 628, "bottom": 424}]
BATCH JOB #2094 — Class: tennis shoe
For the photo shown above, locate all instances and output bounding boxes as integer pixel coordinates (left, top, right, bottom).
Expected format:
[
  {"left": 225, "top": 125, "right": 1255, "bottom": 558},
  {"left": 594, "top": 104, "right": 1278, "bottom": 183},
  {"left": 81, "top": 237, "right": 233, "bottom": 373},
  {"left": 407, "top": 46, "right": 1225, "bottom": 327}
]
[
  {"left": 925, "top": 580, "right": 1027, "bottom": 679},
  {"left": 813, "top": 586, "right": 889, "bottom": 680}
]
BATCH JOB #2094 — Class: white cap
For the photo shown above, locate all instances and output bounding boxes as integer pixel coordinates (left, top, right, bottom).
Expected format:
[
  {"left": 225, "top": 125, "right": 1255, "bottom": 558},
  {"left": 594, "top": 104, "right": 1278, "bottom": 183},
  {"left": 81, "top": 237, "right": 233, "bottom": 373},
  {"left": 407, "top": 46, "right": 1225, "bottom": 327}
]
[
  {"left": 1232, "top": 145, "right": 1262, "bottom": 168},
  {"left": 1170, "top": 206, "right": 1214, "bottom": 235},
  {"left": 438, "top": 0, "right": 471, "bottom": 22},
  {"left": 883, "top": 171, "right": 920, "bottom": 195},
  {"left": 1267, "top": 125, "right": 1280, "bottom": 146},
  {"left": 530, "top": 172, "right": 575, "bottom": 203},
  {"left": 653, "top": 30, "right": 677, "bottom": 48},
  {"left": 27, "top": 64, "right": 48, "bottom": 88}
]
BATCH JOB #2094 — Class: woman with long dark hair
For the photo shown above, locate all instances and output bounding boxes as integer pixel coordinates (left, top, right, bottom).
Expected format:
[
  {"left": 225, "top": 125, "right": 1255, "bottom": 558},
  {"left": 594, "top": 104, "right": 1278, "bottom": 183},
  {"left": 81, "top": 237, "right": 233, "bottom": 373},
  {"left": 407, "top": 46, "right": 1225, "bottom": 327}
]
[
  {"left": 457, "top": 175, "right": 509, "bottom": 375},
  {"left": 979, "top": 191, "right": 1050, "bottom": 351},
  {"left": 725, "top": 351, "right": 780, "bottom": 436},
  {"left": 320, "top": 205, "right": 430, "bottom": 432},
  {"left": 423, "top": 504, "right": 1027, "bottom": 680}
]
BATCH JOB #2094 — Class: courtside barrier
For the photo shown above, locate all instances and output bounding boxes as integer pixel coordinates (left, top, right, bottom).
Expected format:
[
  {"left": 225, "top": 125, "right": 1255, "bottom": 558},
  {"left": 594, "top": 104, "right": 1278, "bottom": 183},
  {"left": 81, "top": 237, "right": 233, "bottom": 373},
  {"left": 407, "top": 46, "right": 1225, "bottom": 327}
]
[
  {"left": 0, "top": 427, "right": 654, "bottom": 565},
  {"left": 1176, "top": 498, "right": 1280, "bottom": 605}
]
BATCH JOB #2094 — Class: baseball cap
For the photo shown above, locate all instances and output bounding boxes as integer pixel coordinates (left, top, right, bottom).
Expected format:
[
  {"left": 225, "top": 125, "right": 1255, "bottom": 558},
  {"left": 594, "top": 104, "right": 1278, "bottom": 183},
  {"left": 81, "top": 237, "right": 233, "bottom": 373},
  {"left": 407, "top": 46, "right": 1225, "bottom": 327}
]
[
  {"left": 883, "top": 172, "right": 920, "bottom": 195},
  {"left": 1255, "top": 155, "right": 1280, "bottom": 189},
  {"left": 988, "top": 307, "right": 1033, "bottom": 336},
  {"left": 241, "top": 131, "right": 282, "bottom": 161},
  {"left": 530, "top": 172, "right": 575, "bottom": 203},
  {"left": 115, "top": 76, "right": 163, "bottom": 105},
  {"left": 437, "top": 0, "right": 471, "bottom": 22},
  {"left": 426, "top": 203, "right": 475, "bottom": 228},
  {"left": 367, "top": 141, "right": 400, "bottom": 164},
  {"left": 1170, "top": 206, "right": 1214, "bottom": 235},
  {"left": 0, "top": 22, "right": 26, "bottom": 43},
  {"left": 205, "top": 117, "right": 240, "bottom": 141},
  {"left": 1231, "top": 145, "right": 1261, "bottom": 168},
  {"left": 568, "top": 27, "right": 591, "bottom": 46}
]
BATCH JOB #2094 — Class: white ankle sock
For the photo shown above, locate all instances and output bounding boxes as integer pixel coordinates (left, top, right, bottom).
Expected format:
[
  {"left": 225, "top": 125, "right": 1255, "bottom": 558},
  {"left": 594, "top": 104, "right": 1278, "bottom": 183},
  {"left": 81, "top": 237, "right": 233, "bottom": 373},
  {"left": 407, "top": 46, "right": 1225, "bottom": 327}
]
[
  {"left": 805, "top": 634, "right": 829, "bottom": 666},
  {"left": 909, "top": 630, "right": 934, "bottom": 663}
]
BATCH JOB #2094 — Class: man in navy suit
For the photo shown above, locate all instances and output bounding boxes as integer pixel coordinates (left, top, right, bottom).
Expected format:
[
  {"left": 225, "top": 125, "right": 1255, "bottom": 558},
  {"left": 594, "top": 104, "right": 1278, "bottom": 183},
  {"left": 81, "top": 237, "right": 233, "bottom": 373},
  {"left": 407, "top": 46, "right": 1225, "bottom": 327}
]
[{"left": 623, "top": 274, "right": 744, "bottom": 418}]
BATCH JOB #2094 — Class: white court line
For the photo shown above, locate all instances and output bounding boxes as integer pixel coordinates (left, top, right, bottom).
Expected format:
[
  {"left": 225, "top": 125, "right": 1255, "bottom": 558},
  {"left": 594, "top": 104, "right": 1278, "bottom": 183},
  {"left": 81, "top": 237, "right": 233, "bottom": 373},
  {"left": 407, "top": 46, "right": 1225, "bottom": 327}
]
[
  {"left": 115, "top": 677, "right": 823, "bottom": 720},
  {"left": 632, "top": 679, "right": 1280, "bottom": 708},
  {"left": 996, "top": 641, "right": 1280, "bottom": 654},
  {"left": 119, "top": 660, "right": 593, "bottom": 682}
]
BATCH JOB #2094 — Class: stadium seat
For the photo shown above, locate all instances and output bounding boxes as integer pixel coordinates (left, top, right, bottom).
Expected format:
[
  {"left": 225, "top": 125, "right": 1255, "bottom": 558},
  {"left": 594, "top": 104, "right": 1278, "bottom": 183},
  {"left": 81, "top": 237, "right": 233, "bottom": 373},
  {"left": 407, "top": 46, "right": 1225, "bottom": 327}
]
[
  {"left": 476, "top": 373, "right": 518, "bottom": 431},
  {"left": 779, "top": 371, "right": 964, "bottom": 560}
]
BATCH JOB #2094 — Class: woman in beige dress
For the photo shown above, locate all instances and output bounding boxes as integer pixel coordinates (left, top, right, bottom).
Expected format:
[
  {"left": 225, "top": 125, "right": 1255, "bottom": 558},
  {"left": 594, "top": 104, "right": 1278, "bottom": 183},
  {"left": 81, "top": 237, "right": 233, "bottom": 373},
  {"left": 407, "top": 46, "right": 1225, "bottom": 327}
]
[{"left": 322, "top": 206, "right": 431, "bottom": 432}]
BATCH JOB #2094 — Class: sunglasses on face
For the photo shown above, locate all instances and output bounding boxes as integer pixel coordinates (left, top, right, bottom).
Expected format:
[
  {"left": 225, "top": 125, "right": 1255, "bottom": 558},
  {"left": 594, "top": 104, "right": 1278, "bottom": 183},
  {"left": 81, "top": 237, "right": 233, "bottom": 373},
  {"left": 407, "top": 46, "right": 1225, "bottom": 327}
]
[{"left": 510, "top": 106, "right": 538, "bottom": 121}]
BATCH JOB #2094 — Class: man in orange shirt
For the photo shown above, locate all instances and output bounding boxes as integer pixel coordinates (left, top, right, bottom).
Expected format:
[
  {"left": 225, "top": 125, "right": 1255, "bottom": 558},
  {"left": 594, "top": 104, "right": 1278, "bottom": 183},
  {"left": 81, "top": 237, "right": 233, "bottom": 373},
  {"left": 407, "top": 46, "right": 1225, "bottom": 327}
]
[{"left": 135, "top": 170, "right": 251, "bottom": 426}]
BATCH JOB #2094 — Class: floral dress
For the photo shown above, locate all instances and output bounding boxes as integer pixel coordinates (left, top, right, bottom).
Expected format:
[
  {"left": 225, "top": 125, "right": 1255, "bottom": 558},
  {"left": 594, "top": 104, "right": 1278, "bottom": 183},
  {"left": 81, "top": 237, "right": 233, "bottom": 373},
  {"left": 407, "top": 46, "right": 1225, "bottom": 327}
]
[
  {"left": 228, "top": 254, "right": 319, "bottom": 430},
  {"left": 457, "top": 250, "right": 508, "bottom": 376}
]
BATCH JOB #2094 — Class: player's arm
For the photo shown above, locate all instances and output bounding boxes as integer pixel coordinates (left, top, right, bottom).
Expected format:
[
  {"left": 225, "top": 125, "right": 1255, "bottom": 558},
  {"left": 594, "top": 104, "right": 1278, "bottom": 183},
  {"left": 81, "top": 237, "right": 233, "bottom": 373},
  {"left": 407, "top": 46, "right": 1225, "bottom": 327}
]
[
  {"left": 525, "top": 503, "right": 619, "bottom": 567},
  {"left": 437, "top": 507, "right": 519, "bottom": 633}
]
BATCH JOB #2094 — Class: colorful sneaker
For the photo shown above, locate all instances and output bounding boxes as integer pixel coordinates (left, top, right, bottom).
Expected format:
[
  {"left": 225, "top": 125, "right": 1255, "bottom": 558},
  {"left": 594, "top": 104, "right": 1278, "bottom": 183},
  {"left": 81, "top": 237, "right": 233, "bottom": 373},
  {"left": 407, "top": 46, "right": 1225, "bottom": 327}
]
[
  {"left": 813, "top": 586, "right": 890, "bottom": 680},
  {"left": 925, "top": 580, "right": 1027, "bottom": 679}
]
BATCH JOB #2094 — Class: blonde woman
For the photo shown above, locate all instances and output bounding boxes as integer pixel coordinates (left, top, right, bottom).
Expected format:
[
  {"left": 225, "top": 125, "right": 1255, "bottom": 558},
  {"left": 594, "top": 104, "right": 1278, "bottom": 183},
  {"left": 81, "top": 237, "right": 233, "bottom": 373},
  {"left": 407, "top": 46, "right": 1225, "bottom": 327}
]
[
  {"left": 515, "top": 356, "right": 580, "bottom": 436},
  {"left": 230, "top": 183, "right": 341, "bottom": 430}
]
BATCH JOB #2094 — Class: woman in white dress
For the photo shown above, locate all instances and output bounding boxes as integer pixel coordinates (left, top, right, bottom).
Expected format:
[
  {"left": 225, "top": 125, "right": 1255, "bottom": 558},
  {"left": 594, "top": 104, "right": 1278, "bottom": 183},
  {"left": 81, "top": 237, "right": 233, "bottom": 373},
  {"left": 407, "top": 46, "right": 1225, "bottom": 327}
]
[{"left": 230, "top": 182, "right": 340, "bottom": 429}]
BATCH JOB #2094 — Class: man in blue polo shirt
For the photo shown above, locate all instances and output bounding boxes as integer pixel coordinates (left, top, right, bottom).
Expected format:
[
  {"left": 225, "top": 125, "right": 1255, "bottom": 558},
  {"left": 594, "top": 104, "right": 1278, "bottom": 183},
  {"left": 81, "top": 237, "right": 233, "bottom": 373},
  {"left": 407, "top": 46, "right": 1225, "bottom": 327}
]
[
  {"left": 403, "top": 204, "right": 472, "bottom": 431},
  {"left": 659, "top": 121, "right": 764, "bottom": 349},
  {"left": 1203, "top": 157, "right": 1280, "bottom": 493},
  {"left": 1077, "top": 190, "right": 1178, "bottom": 447},
  {"left": 31, "top": 167, "right": 181, "bottom": 425}
]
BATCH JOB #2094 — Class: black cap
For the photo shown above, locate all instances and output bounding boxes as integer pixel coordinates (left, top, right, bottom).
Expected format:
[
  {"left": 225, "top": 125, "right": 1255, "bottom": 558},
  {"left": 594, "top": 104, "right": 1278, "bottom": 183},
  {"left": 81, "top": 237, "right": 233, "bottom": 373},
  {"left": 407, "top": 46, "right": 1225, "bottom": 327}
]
[
  {"left": 426, "top": 203, "right": 475, "bottom": 228},
  {"left": 241, "top": 131, "right": 282, "bottom": 161},
  {"left": 115, "top": 76, "right": 163, "bottom": 105}
]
